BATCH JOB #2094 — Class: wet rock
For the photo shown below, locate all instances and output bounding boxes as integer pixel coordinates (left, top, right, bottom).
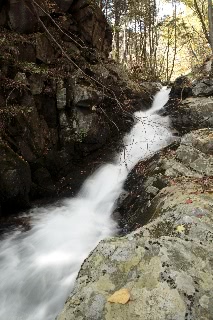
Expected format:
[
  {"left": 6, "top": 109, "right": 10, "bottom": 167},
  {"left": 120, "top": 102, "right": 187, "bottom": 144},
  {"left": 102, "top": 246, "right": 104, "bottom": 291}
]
[
  {"left": 0, "top": 140, "right": 31, "bottom": 212},
  {"left": 32, "top": 167, "right": 56, "bottom": 197}
]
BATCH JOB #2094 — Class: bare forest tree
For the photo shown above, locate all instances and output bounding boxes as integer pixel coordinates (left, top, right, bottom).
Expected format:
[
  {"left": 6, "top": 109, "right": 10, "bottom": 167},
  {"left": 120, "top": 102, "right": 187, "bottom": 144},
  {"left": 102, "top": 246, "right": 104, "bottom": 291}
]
[
  {"left": 208, "top": 0, "right": 213, "bottom": 52},
  {"left": 97, "top": 0, "right": 213, "bottom": 81}
]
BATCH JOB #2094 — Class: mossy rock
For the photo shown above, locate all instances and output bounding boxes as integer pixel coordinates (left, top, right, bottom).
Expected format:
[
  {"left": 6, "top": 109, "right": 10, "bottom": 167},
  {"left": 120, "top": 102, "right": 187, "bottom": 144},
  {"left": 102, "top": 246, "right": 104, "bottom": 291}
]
[{"left": 0, "top": 140, "right": 31, "bottom": 213}]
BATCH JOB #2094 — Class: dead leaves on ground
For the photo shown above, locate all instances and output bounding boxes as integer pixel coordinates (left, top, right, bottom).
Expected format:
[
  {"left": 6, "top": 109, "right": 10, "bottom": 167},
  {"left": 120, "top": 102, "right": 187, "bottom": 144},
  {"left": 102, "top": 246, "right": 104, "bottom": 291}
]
[
  {"left": 176, "top": 225, "right": 185, "bottom": 233},
  {"left": 185, "top": 198, "right": 193, "bottom": 204},
  {"left": 107, "top": 288, "right": 130, "bottom": 305}
]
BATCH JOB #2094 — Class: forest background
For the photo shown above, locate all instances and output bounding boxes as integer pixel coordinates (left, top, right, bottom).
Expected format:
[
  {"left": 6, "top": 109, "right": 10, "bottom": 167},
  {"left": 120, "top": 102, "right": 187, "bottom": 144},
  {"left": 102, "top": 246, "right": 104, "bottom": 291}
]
[{"left": 96, "top": 0, "right": 213, "bottom": 82}]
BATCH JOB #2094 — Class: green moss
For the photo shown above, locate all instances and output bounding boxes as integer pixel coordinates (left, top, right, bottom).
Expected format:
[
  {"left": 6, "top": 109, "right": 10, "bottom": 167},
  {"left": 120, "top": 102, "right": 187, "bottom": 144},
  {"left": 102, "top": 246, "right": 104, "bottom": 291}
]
[
  {"left": 18, "top": 62, "right": 49, "bottom": 75},
  {"left": 75, "top": 128, "right": 88, "bottom": 142}
]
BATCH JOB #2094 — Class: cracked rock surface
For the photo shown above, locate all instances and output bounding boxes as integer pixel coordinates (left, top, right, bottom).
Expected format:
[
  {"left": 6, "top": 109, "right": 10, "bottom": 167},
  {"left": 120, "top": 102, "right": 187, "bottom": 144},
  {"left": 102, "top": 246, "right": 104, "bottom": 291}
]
[{"left": 57, "top": 129, "right": 213, "bottom": 319}]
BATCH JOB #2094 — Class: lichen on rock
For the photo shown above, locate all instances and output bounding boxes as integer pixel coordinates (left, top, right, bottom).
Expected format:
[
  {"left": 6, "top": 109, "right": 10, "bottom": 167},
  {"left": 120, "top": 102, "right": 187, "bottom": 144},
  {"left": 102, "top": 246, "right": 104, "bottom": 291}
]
[{"left": 57, "top": 126, "right": 213, "bottom": 320}]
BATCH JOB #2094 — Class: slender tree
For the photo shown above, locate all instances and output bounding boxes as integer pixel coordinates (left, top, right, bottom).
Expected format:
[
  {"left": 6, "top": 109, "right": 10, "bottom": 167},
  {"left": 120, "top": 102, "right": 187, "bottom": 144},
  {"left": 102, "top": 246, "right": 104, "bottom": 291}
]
[{"left": 208, "top": 0, "right": 213, "bottom": 52}]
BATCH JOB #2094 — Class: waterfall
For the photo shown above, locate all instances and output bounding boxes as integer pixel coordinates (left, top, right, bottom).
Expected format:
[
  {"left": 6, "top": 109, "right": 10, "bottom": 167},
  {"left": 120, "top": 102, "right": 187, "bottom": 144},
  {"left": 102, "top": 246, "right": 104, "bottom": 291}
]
[{"left": 0, "top": 87, "right": 173, "bottom": 320}]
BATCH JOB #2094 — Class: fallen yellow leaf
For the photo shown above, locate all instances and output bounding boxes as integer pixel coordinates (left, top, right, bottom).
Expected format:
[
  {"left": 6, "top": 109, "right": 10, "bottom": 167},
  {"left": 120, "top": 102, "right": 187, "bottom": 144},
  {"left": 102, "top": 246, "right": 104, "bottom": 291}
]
[
  {"left": 176, "top": 225, "right": 185, "bottom": 233},
  {"left": 107, "top": 288, "right": 130, "bottom": 304}
]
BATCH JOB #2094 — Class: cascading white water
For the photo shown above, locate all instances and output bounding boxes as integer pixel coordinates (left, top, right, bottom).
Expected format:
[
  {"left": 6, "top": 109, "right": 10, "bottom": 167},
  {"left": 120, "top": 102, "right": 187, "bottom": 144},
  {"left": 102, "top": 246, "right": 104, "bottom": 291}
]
[{"left": 0, "top": 87, "right": 174, "bottom": 320}]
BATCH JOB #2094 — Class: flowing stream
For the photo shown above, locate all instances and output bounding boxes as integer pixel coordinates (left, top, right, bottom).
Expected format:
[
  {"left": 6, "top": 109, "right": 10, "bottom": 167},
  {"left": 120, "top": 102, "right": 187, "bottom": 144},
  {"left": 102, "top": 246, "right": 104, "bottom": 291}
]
[{"left": 0, "top": 87, "right": 173, "bottom": 320}]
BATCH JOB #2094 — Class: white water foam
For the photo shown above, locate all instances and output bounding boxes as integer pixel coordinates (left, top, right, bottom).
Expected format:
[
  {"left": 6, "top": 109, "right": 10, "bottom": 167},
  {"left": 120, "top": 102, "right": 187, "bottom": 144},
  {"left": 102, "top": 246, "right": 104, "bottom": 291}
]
[{"left": 0, "top": 87, "right": 173, "bottom": 320}]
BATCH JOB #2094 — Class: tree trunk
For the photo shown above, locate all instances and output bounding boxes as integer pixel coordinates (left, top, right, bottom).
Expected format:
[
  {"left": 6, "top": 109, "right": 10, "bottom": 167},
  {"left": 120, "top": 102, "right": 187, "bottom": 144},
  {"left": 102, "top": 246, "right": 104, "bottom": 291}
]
[
  {"left": 114, "top": 1, "right": 120, "bottom": 62},
  {"left": 194, "top": 0, "right": 209, "bottom": 45},
  {"left": 208, "top": 0, "right": 213, "bottom": 52}
]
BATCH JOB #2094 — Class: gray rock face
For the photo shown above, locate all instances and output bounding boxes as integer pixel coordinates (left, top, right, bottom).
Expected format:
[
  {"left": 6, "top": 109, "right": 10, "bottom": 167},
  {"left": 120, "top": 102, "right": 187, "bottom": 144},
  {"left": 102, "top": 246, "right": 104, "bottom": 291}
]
[
  {"left": 0, "top": 0, "right": 148, "bottom": 214},
  {"left": 57, "top": 128, "right": 213, "bottom": 320},
  {"left": 73, "top": 85, "right": 102, "bottom": 108},
  {"left": 57, "top": 80, "right": 67, "bottom": 110},
  {"left": 170, "top": 96, "right": 213, "bottom": 132},
  {"left": 71, "top": 0, "right": 112, "bottom": 56},
  {"left": 57, "top": 186, "right": 213, "bottom": 320},
  {"left": 192, "top": 78, "right": 213, "bottom": 97},
  {"left": 140, "top": 82, "right": 162, "bottom": 96},
  {"left": 115, "top": 129, "right": 212, "bottom": 231},
  {"left": 1, "top": 0, "right": 112, "bottom": 57}
]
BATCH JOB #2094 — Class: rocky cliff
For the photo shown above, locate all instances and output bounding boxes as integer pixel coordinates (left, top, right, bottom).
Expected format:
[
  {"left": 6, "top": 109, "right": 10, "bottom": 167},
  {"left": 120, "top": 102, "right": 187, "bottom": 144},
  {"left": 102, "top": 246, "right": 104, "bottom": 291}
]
[
  {"left": 57, "top": 77, "right": 213, "bottom": 319},
  {"left": 0, "top": 0, "right": 154, "bottom": 215}
]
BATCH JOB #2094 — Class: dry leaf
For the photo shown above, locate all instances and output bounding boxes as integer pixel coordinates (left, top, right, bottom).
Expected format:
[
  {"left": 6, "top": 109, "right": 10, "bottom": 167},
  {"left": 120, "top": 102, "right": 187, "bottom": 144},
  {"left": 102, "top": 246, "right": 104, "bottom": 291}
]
[
  {"left": 107, "top": 288, "right": 130, "bottom": 304},
  {"left": 205, "top": 189, "right": 213, "bottom": 194},
  {"left": 185, "top": 199, "right": 193, "bottom": 204},
  {"left": 176, "top": 225, "right": 185, "bottom": 233},
  {"left": 196, "top": 214, "right": 204, "bottom": 219}
]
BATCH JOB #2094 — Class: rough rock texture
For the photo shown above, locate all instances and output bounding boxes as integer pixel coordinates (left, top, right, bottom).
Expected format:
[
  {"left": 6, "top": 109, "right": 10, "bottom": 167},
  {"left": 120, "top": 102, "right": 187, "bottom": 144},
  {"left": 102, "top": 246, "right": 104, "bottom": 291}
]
[
  {"left": 71, "top": 0, "right": 112, "bottom": 56},
  {"left": 192, "top": 78, "right": 213, "bottom": 97},
  {"left": 140, "top": 81, "right": 162, "bottom": 97},
  {"left": 57, "top": 128, "right": 213, "bottom": 320},
  {"left": 167, "top": 96, "right": 213, "bottom": 133},
  {"left": 161, "top": 76, "right": 213, "bottom": 134},
  {"left": 114, "top": 128, "right": 213, "bottom": 231},
  {"left": 169, "top": 75, "right": 192, "bottom": 100},
  {"left": 0, "top": 0, "right": 112, "bottom": 56},
  {"left": 0, "top": 1, "right": 152, "bottom": 214},
  {"left": 0, "top": 140, "right": 31, "bottom": 214}
]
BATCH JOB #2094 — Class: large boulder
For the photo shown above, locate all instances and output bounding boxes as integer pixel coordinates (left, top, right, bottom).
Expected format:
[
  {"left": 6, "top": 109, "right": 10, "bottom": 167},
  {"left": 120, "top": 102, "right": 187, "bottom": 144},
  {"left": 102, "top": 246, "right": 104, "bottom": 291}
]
[
  {"left": 192, "top": 78, "right": 213, "bottom": 97},
  {"left": 1, "top": 0, "right": 112, "bottom": 58},
  {"left": 70, "top": 0, "right": 112, "bottom": 56},
  {"left": 169, "top": 96, "right": 213, "bottom": 133},
  {"left": 74, "top": 111, "right": 110, "bottom": 155},
  {"left": 169, "top": 75, "right": 192, "bottom": 100},
  {"left": 8, "top": 0, "right": 38, "bottom": 34},
  {"left": 73, "top": 84, "right": 102, "bottom": 108},
  {"left": 115, "top": 128, "right": 213, "bottom": 231},
  {"left": 0, "top": 0, "right": 150, "bottom": 214},
  {"left": 1, "top": 103, "right": 54, "bottom": 163},
  {"left": 58, "top": 214, "right": 213, "bottom": 320},
  {"left": 57, "top": 130, "right": 213, "bottom": 320}
]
